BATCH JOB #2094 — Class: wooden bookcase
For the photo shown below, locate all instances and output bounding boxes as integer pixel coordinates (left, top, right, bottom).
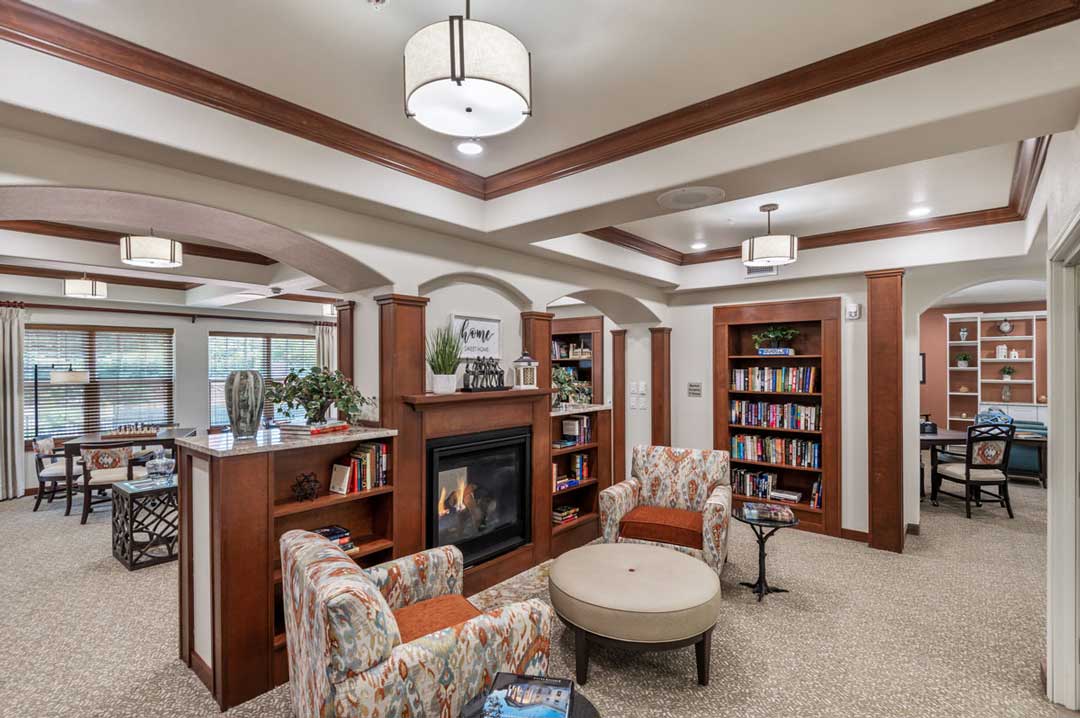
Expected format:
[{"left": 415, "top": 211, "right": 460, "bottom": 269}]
[
  {"left": 549, "top": 408, "right": 611, "bottom": 557},
  {"left": 268, "top": 435, "right": 396, "bottom": 685},
  {"left": 713, "top": 299, "right": 841, "bottom": 537},
  {"left": 551, "top": 316, "right": 604, "bottom": 404}
]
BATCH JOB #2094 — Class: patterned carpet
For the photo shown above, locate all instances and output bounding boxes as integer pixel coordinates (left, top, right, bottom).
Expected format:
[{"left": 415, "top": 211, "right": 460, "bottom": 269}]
[{"left": 0, "top": 481, "right": 1054, "bottom": 717}]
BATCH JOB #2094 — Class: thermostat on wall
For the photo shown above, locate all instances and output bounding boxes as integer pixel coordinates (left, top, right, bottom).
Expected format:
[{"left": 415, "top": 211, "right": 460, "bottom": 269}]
[{"left": 845, "top": 303, "right": 862, "bottom": 320}]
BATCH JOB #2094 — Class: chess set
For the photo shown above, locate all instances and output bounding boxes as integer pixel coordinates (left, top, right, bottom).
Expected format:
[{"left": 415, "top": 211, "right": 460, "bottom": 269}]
[{"left": 101, "top": 423, "right": 161, "bottom": 440}]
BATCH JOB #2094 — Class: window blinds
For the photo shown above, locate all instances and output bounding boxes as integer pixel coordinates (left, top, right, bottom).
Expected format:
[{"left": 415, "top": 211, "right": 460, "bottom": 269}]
[
  {"left": 207, "top": 332, "right": 316, "bottom": 426},
  {"left": 24, "top": 325, "right": 175, "bottom": 440}
]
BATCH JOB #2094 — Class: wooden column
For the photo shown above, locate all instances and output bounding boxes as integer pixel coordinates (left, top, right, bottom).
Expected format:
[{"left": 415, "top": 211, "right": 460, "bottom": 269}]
[
  {"left": 865, "top": 270, "right": 905, "bottom": 553},
  {"left": 611, "top": 329, "right": 627, "bottom": 482},
  {"left": 335, "top": 300, "right": 355, "bottom": 381},
  {"left": 650, "top": 327, "right": 672, "bottom": 445},
  {"left": 521, "top": 311, "right": 555, "bottom": 389},
  {"left": 375, "top": 293, "right": 429, "bottom": 556}
]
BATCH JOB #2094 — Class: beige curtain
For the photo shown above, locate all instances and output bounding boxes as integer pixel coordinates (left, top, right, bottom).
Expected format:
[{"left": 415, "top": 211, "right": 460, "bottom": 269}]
[
  {"left": 316, "top": 324, "right": 337, "bottom": 372},
  {"left": 0, "top": 307, "right": 26, "bottom": 500}
]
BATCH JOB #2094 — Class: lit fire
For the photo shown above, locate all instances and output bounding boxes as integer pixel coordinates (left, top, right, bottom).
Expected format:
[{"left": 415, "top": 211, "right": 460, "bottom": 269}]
[{"left": 438, "top": 474, "right": 470, "bottom": 517}]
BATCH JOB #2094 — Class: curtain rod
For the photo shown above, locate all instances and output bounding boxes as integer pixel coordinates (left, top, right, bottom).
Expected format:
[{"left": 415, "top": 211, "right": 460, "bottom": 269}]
[{"left": 0, "top": 300, "right": 336, "bottom": 327}]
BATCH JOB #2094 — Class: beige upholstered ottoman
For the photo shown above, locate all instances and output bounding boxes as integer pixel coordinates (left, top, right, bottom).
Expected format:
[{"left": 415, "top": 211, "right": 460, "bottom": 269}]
[{"left": 548, "top": 543, "right": 721, "bottom": 685}]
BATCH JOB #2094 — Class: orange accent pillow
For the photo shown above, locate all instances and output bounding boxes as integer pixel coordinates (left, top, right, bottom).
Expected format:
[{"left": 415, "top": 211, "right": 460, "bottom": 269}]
[
  {"left": 619, "top": 505, "right": 704, "bottom": 550},
  {"left": 392, "top": 594, "right": 482, "bottom": 643}
]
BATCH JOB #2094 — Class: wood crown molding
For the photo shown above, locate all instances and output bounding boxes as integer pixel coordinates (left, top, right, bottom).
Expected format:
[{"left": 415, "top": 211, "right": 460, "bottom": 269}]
[
  {"left": 0, "top": 2, "right": 1074, "bottom": 200},
  {"left": 649, "top": 326, "right": 672, "bottom": 335},
  {"left": 590, "top": 135, "right": 1051, "bottom": 266},
  {"left": 610, "top": 328, "right": 627, "bottom": 336},
  {"left": 0, "top": 261, "right": 200, "bottom": 290},
  {"left": 267, "top": 293, "right": 338, "bottom": 304},
  {"left": 864, "top": 269, "right": 906, "bottom": 279},
  {"left": 0, "top": 220, "right": 277, "bottom": 265},
  {"left": 520, "top": 311, "right": 555, "bottom": 321},
  {"left": 373, "top": 293, "right": 430, "bottom": 307}
]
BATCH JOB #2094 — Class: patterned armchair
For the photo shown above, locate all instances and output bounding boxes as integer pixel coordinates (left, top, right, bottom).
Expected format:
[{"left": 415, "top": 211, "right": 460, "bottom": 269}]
[
  {"left": 280, "top": 531, "right": 553, "bottom": 718},
  {"left": 599, "top": 445, "right": 731, "bottom": 575}
]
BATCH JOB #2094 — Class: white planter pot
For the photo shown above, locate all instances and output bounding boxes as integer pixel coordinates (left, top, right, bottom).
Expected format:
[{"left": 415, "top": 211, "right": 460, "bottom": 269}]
[
  {"left": 432, "top": 374, "right": 457, "bottom": 394},
  {"left": 957, "top": 360, "right": 969, "bottom": 368},
  {"left": 1002, "top": 375, "right": 1011, "bottom": 382}
]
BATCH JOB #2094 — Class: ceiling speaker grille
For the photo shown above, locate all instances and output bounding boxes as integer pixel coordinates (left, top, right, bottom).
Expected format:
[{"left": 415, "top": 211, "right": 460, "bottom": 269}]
[{"left": 745, "top": 264, "right": 779, "bottom": 279}]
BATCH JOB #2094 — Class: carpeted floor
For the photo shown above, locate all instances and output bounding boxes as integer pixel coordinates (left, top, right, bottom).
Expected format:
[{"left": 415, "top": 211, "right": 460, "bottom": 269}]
[{"left": 0, "top": 482, "right": 1053, "bottom": 717}]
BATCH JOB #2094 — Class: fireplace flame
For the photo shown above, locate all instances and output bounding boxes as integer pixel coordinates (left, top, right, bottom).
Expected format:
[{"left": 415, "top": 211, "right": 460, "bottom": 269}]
[{"left": 438, "top": 475, "right": 471, "bottom": 518}]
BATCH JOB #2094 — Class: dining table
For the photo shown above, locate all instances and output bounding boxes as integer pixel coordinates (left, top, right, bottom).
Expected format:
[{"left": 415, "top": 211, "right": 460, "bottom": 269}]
[
  {"left": 919, "top": 428, "right": 1048, "bottom": 498},
  {"left": 62, "top": 427, "right": 196, "bottom": 515}
]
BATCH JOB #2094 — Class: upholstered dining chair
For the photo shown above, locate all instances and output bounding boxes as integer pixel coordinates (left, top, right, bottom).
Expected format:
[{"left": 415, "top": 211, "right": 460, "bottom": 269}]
[
  {"left": 78, "top": 442, "right": 147, "bottom": 524},
  {"left": 931, "top": 423, "right": 1016, "bottom": 519},
  {"left": 31, "top": 438, "right": 83, "bottom": 513}
]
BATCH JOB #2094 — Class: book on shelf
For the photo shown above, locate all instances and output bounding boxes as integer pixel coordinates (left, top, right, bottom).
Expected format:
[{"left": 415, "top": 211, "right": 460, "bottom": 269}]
[
  {"left": 312, "top": 524, "right": 351, "bottom": 546},
  {"left": 347, "top": 442, "right": 390, "bottom": 492},
  {"left": 329, "top": 463, "right": 351, "bottom": 495},
  {"left": 741, "top": 502, "right": 796, "bottom": 523},
  {"left": 756, "top": 347, "right": 795, "bottom": 356},
  {"left": 730, "top": 366, "right": 817, "bottom": 393},
  {"left": 770, "top": 488, "right": 803, "bottom": 504},
  {"left": 552, "top": 506, "right": 580, "bottom": 524},
  {"left": 551, "top": 339, "right": 593, "bottom": 361},
  {"left": 729, "top": 400, "right": 821, "bottom": 431},
  {"left": 554, "top": 477, "right": 582, "bottom": 492},
  {"left": 566, "top": 453, "right": 590, "bottom": 480},
  {"left": 810, "top": 478, "right": 822, "bottom": 509},
  {"left": 730, "top": 434, "right": 821, "bottom": 468},
  {"left": 732, "top": 467, "right": 777, "bottom": 499},
  {"left": 552, "top": 438, "right": 578, "bottom": 449},
  {"left": 560, "top": 415, "right": 593, "bottom": 443},
  {"left": 277, "top": 420, "right": 350, "bottom": 437}
]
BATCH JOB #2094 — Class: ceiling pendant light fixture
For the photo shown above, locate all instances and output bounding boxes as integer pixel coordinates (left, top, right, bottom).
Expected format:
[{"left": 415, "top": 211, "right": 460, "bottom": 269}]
[
  {"left": 403, "top": 0, "right": 531, "bottom": 138},
  {"left": 120, "top": 230, "right": 183, "bottom": 268},
  {"left": 742, "top": 203, "right": 798, "bottom": 267},
  {"left": 62, "top": 274, "right": 108, "bottom": 299}
]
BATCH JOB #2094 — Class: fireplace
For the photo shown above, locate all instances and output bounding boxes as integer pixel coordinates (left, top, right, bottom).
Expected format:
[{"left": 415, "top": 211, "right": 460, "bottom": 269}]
[{"left": 426, "top": 426, "right": 532, "bottom": 567}]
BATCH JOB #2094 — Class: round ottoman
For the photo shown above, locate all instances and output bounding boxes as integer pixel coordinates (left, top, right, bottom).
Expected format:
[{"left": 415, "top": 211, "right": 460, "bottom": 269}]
[{"left": 548, "top": 543, "right": 721, "bottom": 685}]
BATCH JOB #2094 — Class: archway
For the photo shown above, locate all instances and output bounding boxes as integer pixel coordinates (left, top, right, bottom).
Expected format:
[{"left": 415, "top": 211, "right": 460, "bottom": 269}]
[
  {"left": 0, "top": 186, "right": 389, "bottom": 292},
  {"left": 417, "top": 271, "right": 533, "bottom": 311}
]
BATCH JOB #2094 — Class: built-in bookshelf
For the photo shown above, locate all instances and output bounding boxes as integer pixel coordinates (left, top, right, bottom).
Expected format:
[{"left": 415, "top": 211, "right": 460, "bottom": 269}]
[
  {"left": 944, "top": 310, "right": 1047, "bottom": 430},
  {"left": 549, "top": 407, "right": 611, "bottom": 556},
  {"left": 268, "top": 435, "right": 395, "bottom": 686},
  {"left": 551, "top": 316, "right": 604, "bottom": 403},
  {"left": 713, "top": 299, "right": 841, "bottom": 537}
]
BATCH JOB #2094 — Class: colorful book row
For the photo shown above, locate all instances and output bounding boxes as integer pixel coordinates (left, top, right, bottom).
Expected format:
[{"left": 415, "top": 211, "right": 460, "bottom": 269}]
[
  {"left": 729, "top": 400, "right": 821, "bottom": 430},
  {"left": 731, "top": 366, "right": 818, "bottom": 393},
  {"left": 730, "top": 434, "right": 821, "bottom": 468}
]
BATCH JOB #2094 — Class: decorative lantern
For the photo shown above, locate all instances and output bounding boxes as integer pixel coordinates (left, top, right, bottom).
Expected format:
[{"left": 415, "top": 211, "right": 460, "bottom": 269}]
[{"left": 512, "top": 352, "right": 539, "bottom": 390}]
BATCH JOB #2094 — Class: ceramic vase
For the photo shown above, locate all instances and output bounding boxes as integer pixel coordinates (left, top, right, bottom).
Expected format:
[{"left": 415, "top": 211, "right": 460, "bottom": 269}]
[
  {"left": 432, "top": 373, "right": 457, "bottom": 395},
  {"left": 959, "top": 328, "right": 969, "bottom": 341},
  {"left": 225, "top": 369, "right": 265, "bottom": 438},
  {"left": 1002, "top": 384, "right": 1012, "bottom": 402}
]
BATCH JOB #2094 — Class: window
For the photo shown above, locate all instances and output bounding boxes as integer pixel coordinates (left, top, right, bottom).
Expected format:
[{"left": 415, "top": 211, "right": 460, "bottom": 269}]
[
  {"left": 24, "top": 325, "right": 175, "bottom": 440},
  {"left": 208, "top": 332, "right": 317, "bottom": 427}
]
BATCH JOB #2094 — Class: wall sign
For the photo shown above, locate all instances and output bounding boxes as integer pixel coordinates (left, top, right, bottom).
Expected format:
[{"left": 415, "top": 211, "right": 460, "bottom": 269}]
[{"left": 452, "top": 314, "right": 501, "bottom": 358}]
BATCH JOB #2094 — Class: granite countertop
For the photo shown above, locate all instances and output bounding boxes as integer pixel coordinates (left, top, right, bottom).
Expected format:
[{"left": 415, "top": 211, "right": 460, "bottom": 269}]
[
  {"left": 175, "top": 426, "right": 398, "bottom": 458},
  {"left": 550, "top": 403, "right": 612, "bottom": 417}
]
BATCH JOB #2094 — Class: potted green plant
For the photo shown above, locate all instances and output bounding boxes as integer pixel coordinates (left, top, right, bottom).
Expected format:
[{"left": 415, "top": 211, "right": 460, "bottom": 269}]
[
  {"left": 552, "top": 365, "right": 592, "bottom": 408},
  {"left": 751, "top": 325, "right": 800, "bottom": 355},
  {"left": 955, "top": 352, "right": 971, "bottom": 368},
  {"left": 265, "top": 367, "right": 376, "bottom": 425},
  {"left": 1000, "top": 365, "right": 1016, "bottom": 381},
  {"left": 427, "top": 323, "right": 463, "bottom": 394}
]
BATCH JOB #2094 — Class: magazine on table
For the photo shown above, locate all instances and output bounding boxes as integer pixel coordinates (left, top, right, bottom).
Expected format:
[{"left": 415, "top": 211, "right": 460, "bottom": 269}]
[{"left": 463, "top": 672, "right": 574, "bottom": 718}]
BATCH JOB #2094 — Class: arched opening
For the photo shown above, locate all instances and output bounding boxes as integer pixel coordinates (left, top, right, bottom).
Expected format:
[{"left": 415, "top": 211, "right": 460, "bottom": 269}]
[
  {"left": 0, "top": 186, "right": 390, "bottom": 292},
  {"left": 417, "top": 271, "right": 533, "bottom": 312}
]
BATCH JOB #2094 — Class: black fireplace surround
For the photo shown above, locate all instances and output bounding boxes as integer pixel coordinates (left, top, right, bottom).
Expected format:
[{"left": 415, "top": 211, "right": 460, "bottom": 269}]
[{"left": 426, "top": 426, "right": 532, "bottom": 567}]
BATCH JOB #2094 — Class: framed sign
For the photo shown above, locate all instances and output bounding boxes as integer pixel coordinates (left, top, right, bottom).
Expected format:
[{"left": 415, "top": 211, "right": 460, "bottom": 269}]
[{"left": 452, "top": 314, "right": 501, "bottom": 358}]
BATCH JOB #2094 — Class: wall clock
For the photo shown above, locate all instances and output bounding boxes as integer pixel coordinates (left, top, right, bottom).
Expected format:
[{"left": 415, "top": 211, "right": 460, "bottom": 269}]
[{"left": 997, "top": 319, "right": 1014, "bottom": 335}]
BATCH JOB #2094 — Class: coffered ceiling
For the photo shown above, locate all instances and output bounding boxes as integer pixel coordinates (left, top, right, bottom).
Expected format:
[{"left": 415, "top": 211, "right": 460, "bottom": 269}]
[{"left": 21, "top": 0, "right": 981, "bottom": 176}]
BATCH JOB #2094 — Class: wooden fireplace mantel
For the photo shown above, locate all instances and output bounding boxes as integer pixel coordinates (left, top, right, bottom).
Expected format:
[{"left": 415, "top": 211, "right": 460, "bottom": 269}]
[{"left": 403, "top": 388, "right": 554, "bottom": 408}]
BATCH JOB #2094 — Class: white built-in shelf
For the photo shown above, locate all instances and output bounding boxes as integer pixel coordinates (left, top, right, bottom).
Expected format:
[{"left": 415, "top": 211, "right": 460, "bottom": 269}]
[
  {"left": 981, "top": 335, "right": 1034, "bottom": 341},
  {"left": 948, "top": 417, "right": 975, "bottom": 422},
  {"left": 949, "top": 367, "right": 977, "bottom": 371},
  {"left": 988, "top": 401, "right": 1040, "bottom": 408},
  {"left": 982, "top": 379, "right": 1034, "bottom": 384},
  {"left": 981, "top": 357, "right": 1033, "bottom": 362},
  {"left": 948, "top": 341, "right": 978, "bottom": 346},
  {"left": 949, "top": 392, "right": 979, "bottom": 396}
]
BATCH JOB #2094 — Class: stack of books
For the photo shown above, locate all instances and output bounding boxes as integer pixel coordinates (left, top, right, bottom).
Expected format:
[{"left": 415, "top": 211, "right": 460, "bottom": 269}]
[
  {"left": 560, "top": 415, "right": 593, "bottom": 444},
  {"left": 729, "top": 400, "right": 821, "bottom": 430},
  {"left": 552, "top": 506, "right": 580, "bottom": 525},
  {"left": 278, "top": 420, "right": 350, "bottom": 438},
  {"left": 350, "top": 442, "right": 389, "bottom": 490},
  {"left": 770, "top": 488, "right": 803, "bottom": 504},
  {"left": 568, "top": 453, "right": 590, "bottom": 480},
  {"left": 730, "top": 434, "right": 821, "bottom": 468},
  {"left": 312, "top": 524, "right": 355, "bottom": 552},
  {"left": 552, "top": 474, "right": 585, "bottom": 492},
  {"left": 741, "top": 502, "right": 795, "bottom": 523},
  {"left": 730, "top": 366, "right": 817, "bottom": 393},
  {"left": 732, "top": 467, "right": 777, "bottom": 498}
]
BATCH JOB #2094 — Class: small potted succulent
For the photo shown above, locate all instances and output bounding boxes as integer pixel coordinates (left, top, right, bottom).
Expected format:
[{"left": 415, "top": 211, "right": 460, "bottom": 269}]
[
  {"left": 427, "top": 323, "right": 463, "bottom": 394},
  {"left": 1000, "top": 365, "right": 1016, "bottom": 382},
  {"left": 266, "top": 367, "right": 376, "bottom": 425},
  {"left": 955, "top": 352, "right": 971, "bottom": 368},
  {"left": 751, "top": 325, "right": 800, "bottom": 355}
]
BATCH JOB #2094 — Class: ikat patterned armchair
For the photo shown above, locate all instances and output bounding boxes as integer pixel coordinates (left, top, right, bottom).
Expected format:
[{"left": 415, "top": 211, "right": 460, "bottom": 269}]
[
  {"left": 599, "top": 445, "right": 731, "bottom": 575},
  {"left": 280, "top": 530, "right": 553, "bottom": 718}
]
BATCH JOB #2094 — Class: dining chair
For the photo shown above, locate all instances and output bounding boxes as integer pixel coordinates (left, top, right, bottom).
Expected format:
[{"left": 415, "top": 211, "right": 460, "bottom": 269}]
[
  {"left": 78, "top": 441, "right": 147, "bottom": 524},
  {"left": 930, "top": 423, "right": 1016, "bottom": 519},
  {"left": 31, "top": 438, "right": 83, "bottom": 513}
]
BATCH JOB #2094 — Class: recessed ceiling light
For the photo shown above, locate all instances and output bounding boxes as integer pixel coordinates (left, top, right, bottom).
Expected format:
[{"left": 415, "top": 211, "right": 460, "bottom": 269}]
[
  {"left": 908, "top": 206, "right": 932, "bottom": 218},
  {"left": 657, "top": 186, "right": 726, "bottom": 211},
  {"left": 455, "top": 138, "right": 485, "bottom": 156},
  {"left": 690, "top": 241, "right": 708, "bottom": 251}
]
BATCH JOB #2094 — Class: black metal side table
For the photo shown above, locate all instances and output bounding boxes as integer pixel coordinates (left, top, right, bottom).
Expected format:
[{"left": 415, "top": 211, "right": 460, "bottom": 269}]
[
  {"left": 732, "top": 504, "right": 799, "bottom": 602},
  {"left": 112, "top": 475, "right": 179, "bottom": 570}
]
